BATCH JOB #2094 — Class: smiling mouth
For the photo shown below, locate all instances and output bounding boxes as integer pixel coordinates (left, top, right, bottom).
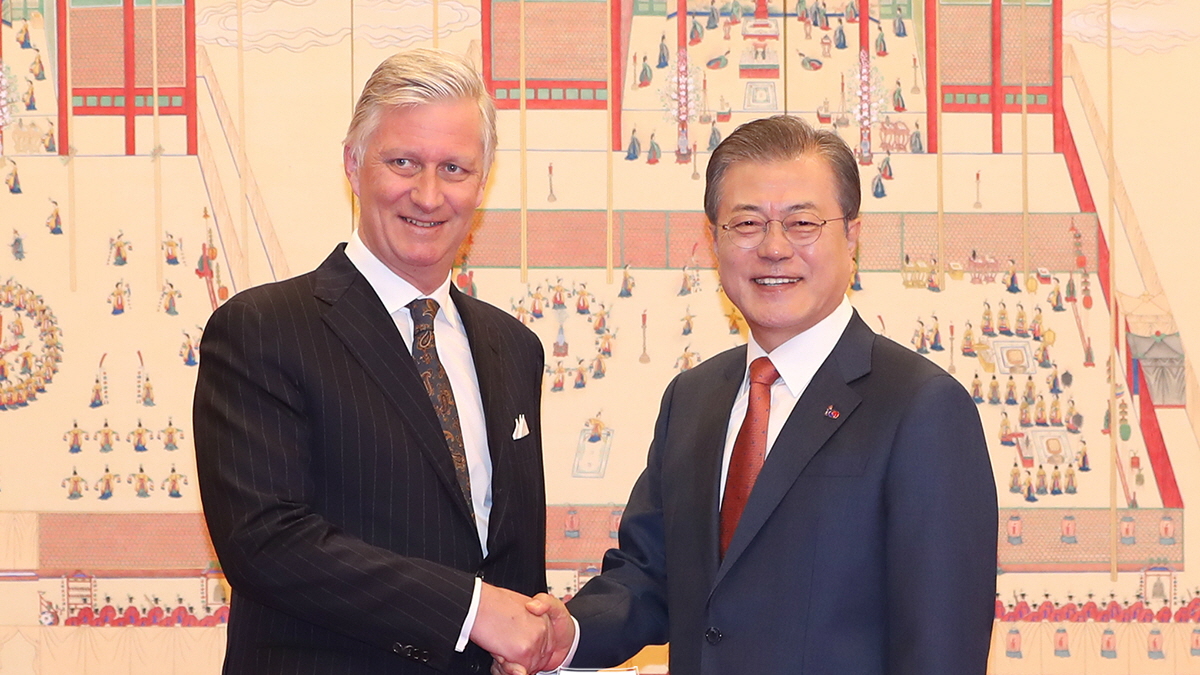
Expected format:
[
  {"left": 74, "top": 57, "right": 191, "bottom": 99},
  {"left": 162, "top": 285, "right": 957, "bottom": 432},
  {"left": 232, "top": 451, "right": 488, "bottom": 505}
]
[
  {"left": 403, "top": 216, "right": 444, "bottom": 228},
  {"left": 754, "top": 276, "right": 800, "bottom": 286}
]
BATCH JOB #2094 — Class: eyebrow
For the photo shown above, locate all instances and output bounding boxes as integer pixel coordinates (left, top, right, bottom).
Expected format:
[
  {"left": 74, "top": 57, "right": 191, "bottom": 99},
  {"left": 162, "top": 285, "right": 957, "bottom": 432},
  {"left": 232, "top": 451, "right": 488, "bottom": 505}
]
[{"left": 728, "top": 201, "right": 819, "bottom": 213}]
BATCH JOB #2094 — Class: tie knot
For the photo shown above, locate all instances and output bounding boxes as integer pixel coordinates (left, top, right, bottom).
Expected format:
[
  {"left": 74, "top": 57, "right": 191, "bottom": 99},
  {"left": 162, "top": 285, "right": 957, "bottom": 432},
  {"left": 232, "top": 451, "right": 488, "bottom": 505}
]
[
  {"left": 407, "top": 298, "right": 440, "bottom": 330},
  {"left": 749, "top": 357, "right": 779, "bottom": 387}
]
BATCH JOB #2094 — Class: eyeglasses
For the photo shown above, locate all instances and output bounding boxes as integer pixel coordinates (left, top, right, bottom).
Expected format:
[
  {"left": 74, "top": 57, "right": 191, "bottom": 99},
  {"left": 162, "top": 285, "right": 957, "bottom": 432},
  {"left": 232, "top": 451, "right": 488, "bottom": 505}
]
[{"left": 719, "top": 213, "right": 848, "bottom": 249}]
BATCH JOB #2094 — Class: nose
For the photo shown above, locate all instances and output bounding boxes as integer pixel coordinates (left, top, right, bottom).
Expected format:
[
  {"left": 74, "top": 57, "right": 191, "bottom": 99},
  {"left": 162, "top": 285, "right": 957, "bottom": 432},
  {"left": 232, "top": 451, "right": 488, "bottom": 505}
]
[
  {"left": 410, "top": 169, "right": 445, "bottom": 212},
  {"left": 756, "top": 220, "right": 794, "bottom": 260}
]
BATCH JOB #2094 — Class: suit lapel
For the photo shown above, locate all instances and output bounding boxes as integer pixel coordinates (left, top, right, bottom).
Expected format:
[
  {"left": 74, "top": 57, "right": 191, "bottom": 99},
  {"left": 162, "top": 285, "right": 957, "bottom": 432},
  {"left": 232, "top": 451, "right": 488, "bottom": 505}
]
[
  {"left": 683, "top": 351, "right": 746, "bottom": 591},
  {"left": 452, "top": 288, "right": 511, "bottom": 536},
  {"left": 713, "top": 313, "right": 874, "bottom": 586},
  {"left": 314, "top": 247, "right": 473, "bottom": 525}
]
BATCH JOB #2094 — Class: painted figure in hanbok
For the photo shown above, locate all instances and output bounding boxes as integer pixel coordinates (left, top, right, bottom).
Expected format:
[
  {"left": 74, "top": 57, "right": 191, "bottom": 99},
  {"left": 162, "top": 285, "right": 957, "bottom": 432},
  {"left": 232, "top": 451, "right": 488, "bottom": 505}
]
[
  {"left": 591, "top": 304, "right": 609, "bottom": 334},
  {"left": 180, "top": 332, "right": 198, "bottom": 365},
  {"left": 1048, "top": 278, "right": 1065, "bottom": 311},
  {"left": 639, "top": 56, "right": 653, "bottom": 87},
  {"left": 1050, "top": 466, "right": 1063, "bottom": 495},
  {"left": 128, "top": 420, "right": 152, "bottom": 452},
  {"left": 529, "top": 286, "right": 545, "bottom": 318},
  {"left": 6, "top": 160, "right": 22, "bottom": 194},
  {"left": 1047, "top": 364, "right": 1062, "bottom": 394},
  {"left": 926, "top": 260, "right": 941, "bottom": 292},
  {"left": 707, "top": 0, "right": 720, "bottom": 29},
  {"left": 797, "top": 51, "right": 823, "bottom": 70},
  {"left": 647, "top": 132, "right": 662, "bottom": 164},
  {"left": 95, "top": 466, "right": 121, "bottom": 500},
  {"left": 910, "top": 122, "right": 924, "bottom": 153},
  {"left": 706, "top": 50, "right": 730, "bottom": 70},
  {"left": 1008, "top": 461, "right": 1021, "bottom": 491},
  {"left": 1023, "top": 375, "right": 1036, "bottom": 404},
  {"left": 962, "top": 321, "right": 977, "bottom": 356},
  {"left": 981, "top": 301, "right": 996, "bottom": 336},
  {"left": 675, "top": 346, "right": 701, "bottom": 372},
  {"left": 871, "top": 167, "right": 886, "bottom": 198},
  {"left": 796, "top": 0, "right": 808, "bottom": 23},
  {"left": 1019, "top": 399, "right": 1032, "bottom": 427},
  {"left": 1035, "top": 465, "right": 1048, "bottom": 494},
  {"left": 30, "top": 49, "right": 46, "bottom": 80},
  {"left": 681, "top": 308, "right": 695, "bottom": 336},
  {"left": 1064, "top": 464, "right": 1077, "bottom": 493},
  {"left": 574, "top": 284, "right": 591, "bottom": 314},
  {"left": 1014, "top": 303, "right": 1028, "bottom": 337},
  {"left": 970, "top": 373, "right": 984, "bottom": 403},
  {"left": 548, "top": 361, "right": 566, "bottom": 392},
  {"left": 597, "top": 330, "right": 615, "bottom": 357},
  {"left": 988, "top": 375, "right": 1001, "bottom": 404},
  {"left": 573, "top": 360, "right": 587, "bottom": 389},
  {"left": 46, "top": 200, "right": 62, "bottom": 234},
  {"left": 689, "top": 14, "right": 705, "bottom": 45},
  {"left": 1049, "top": 395, "right": 1062, "bottom": 426},
  {"left": 708, "top": 121, "right": 722, "bottom": 151},
  {"left": 997, "top": 301, "right": 1011, "bottom": 335},
  {"left": 834, "top": 19, "right": 847, "bottom": 49},
  {"left": 1023, "top": 472, "right": 1037, "bottom": 502},
  {"left": 549, "top": 279, "right": 568, "bottom": 309},
  {"left": 1078, "top": 440, "right": 1090, "bottom": 471},
  {"left": 844, "top": 0, "right": 857, "bottom": 22},
  {"left": 893, "top": 5, "right": 908, "bottom": 36},
  {"left": 41, "top": 122, "right": 56, "bottom": 153},
  {"left": 1004, "top": 376, "right": 1018, "bottom": 405},
  {"left": 63, "top": 469, "right": 88, "bottom": 499},
  {"left": 22, "top": 79, "right": 37, "bottom": 111},
  {"left": 162, "top": 466, "right": 189, "bottom": 498},
  {"left": 1064, "top": 273, "right": 1076, "bottom": 303},
  {"left": 879, "top": 150, "right": 893, "bottom": 179},
  {"left": 590, "top": 353, "right": 607, "bottom": 379},
  {"left": 160, "top": 282, "right": 181, "bottom": 315},
  {"left": 90, "top": 377, "right": 106, "bottom": 408},
  {"left": 108, "top": 281, "right": 130, "bottom": 315},
  {"left": 163, "top": 233, "right": 183, "bottom": 264},
  {"left": 729, "top": 0, "right": 743, "bottom": 24},
  {"left": 11, "top": 230, "right": 25, "bottom": 260},
  {"left": 16, "top": 20, "right": 33, "bottom": 48},
  {"left": 128, "top": 465, "right": 154, "bottom": 497},
  {"left": 93, "top": 420, "right": 115, "bottom": 451},
  {"left": 874, "top": 26, "right": 887, "bottom": 56},
  {"left": 141, "top": 375, "right": 155, "bottom": 406},
  {"left": 110, "top": 231, "right": 132, "bottom": 265},
  {"left": 658, "top": 34, "right": 670, "bottom": 68},
  {"left": 1035, "top": 342, "right": 1052, "bottom": 368},
  {"left": 625, "top": 128, "right": 641, "bottom": 160},
  {"left": 619, "top": 264, "right": 635, "bottom": 297},
  {"left": 911, "top": 320, "right": 929, "bottom": 353},
  {"left": 1065, "top": 398, "right": 1080, "bottom": 433},
  {"left": 892, "top": 79, "right": 905, "bottom": 111},
  {"left": 1035, "top": 395, "right": 1048, "bottom": 426},
  {"left": 160, "top": 418, "right": 184, "bottom": 450},
  {"left": 1030, "top": 306, "right": 1043, "bottom": 340},
  {"left": 1004, "top": 259, "right": 1021, "bottom": 293},
  {"left": 928, "top": 316, "right": 944, "bottom": 350},
  {"left": 64, "top": 421, "right": 89, "bottom": 454}
]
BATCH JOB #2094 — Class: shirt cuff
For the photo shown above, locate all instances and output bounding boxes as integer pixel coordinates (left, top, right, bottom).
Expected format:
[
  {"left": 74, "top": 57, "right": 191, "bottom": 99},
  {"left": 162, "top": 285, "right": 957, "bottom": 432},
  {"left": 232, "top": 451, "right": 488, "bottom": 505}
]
[
  {"left": 538, "top": 616, "right": 581, "bottom": 673},
  {"left": 455, "top": 576, "right": 483, "bottom": 652}
]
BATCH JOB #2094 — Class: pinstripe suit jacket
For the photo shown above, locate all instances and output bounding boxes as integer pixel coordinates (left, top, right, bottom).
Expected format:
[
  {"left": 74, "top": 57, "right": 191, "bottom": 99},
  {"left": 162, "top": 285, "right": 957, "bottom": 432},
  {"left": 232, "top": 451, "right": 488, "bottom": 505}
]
[{"left": 194, "top": 245, "right": 547, "bottom": 675}]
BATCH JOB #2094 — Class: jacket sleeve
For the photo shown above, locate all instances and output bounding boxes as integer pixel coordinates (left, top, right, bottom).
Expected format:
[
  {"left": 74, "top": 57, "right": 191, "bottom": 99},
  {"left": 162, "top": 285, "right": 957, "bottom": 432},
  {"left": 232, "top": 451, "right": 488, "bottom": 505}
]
[
  {"left": 566, "top": 379, "right": 675, "bottom": 667},
  {"left": 884, "top": 373, "right": 998, "bottom": 675},
  {"left": 193, "top": 295, "right": 476, "bottom": 670}
]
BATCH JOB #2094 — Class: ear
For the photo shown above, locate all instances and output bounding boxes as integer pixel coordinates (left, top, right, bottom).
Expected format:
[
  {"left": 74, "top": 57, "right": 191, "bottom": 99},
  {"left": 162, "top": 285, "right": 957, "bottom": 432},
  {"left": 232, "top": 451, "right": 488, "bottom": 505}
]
[
  {"left": 343, "top": 145, "right": 360, "bottom": 197},
  {"left": 844, "top": 217, "right": 861, "bottom": 254}
]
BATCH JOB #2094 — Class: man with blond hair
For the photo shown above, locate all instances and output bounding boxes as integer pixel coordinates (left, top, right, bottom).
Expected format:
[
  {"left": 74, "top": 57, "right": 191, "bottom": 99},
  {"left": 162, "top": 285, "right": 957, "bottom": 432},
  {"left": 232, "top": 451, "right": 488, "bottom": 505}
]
[{"left": 196, "top": 49, "right": 570, "bottom": 675}]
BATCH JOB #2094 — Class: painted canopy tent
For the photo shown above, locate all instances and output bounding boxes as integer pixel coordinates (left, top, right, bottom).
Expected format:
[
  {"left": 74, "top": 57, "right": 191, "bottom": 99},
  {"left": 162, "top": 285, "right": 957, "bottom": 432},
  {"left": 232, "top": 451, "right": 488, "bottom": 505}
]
[{"left": 1128, "top": 332, "right": 1186, "bottom": 407}]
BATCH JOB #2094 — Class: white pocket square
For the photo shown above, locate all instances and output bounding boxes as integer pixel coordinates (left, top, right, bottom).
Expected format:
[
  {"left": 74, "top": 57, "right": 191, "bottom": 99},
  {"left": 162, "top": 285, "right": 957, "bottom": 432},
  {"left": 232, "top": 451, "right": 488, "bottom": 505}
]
[{"left": 512, "top": 414, "right": 530, "bottom": 440}]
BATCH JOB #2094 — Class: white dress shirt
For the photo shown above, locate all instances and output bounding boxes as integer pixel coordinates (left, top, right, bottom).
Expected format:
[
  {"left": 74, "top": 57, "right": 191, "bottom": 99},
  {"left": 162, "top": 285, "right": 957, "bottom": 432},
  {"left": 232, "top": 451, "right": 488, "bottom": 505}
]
[
  {"left": 344, "top": 232, "right": 491, "bottom": 651},
  {"left": 718, "top": 296, "right": 854, "bottom": 505}
]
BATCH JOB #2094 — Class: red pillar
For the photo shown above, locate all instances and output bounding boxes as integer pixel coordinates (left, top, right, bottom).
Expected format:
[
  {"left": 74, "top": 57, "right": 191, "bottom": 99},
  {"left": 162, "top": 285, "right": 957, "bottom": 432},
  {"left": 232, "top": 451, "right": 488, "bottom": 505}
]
[
  {"left": 857, "top": 0, "right": 871, "bottom": 164},
  {"left": 0, "top": 0, "right": 5, "bottom": 155},
  {"left": 185, "top": 0, "right": 197, "bottom": 155},
  {"left": 123, "top": 0, "right": 135, "bottom": 155},
  {"left": 610, "top": 0, "right": 623, "bottom": 151},
  {"left": 1052, "top": 0, "right": 1063, "bottom": 153},
  {"left": 675, "top": 0, "right": 689, "bottom": 157},
  {"left": 990, "top": 0, "right": 1002, "bottom": 153},
  {"left": 56, "top": 0, "right": 68, "bottom": 156},
  {"left": 924, "top": 0, "right": 938, "bottom": 153}
]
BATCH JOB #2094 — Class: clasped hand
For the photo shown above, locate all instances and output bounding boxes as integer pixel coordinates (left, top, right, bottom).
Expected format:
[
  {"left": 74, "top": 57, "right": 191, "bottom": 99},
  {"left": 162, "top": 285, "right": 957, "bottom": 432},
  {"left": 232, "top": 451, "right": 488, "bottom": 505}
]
[{"left": 471, "top": 584, "right": 574, "bottom": 675}]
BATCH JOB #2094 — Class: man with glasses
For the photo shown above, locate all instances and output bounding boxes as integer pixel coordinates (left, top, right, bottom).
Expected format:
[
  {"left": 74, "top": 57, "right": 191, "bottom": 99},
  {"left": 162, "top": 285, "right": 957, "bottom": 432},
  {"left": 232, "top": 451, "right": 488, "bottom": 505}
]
[{"left": 531, "top": 115, "right": 997, "bottom": 674}]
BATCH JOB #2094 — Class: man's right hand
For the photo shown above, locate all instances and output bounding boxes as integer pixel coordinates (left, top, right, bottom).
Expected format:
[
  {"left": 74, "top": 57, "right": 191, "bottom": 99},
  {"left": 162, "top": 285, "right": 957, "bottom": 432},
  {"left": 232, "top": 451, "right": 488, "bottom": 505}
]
[{"left": 471, "top": 584, "right": 562, "bottom": 675}]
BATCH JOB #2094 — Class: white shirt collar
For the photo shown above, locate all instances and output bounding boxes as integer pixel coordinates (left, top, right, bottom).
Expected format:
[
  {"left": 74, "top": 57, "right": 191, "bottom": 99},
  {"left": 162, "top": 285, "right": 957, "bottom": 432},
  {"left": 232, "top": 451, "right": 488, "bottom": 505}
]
[
  {"left": 343, "top": 231, "right": 461, "bottom": 330},
  {"left": 746, "top": 296, "right": 854, "bottom": 398}
]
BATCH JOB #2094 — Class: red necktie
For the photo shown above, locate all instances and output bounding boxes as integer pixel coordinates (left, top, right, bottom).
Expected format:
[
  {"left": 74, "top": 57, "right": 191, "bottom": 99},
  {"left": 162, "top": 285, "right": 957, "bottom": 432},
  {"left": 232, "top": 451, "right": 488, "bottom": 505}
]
[{"left": 719, "top": 356, "right": 779, "bottom": 558}]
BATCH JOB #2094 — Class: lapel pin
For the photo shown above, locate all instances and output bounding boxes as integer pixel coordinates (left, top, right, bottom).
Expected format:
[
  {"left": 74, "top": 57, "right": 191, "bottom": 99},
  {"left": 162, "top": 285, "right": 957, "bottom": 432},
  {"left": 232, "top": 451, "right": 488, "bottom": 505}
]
[{"left": 824, "top": 405, "right": 840, "bottom": 420}]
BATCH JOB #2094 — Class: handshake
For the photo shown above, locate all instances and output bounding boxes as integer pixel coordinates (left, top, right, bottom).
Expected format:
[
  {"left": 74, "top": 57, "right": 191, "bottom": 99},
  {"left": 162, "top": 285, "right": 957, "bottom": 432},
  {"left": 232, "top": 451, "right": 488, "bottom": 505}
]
[{"left": 470, "top": 583, "right": 575, "bottom": 675}]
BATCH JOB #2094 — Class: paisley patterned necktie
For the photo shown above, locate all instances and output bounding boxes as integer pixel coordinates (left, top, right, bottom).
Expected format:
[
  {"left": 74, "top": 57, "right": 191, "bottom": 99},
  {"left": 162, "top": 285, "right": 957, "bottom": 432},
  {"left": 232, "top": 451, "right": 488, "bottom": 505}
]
[
  {"left": 719, "top": 356, "right": 779, "bottom": 558},
  {"left": 407, "top": 298, "right": 473, "bottom": 514}
]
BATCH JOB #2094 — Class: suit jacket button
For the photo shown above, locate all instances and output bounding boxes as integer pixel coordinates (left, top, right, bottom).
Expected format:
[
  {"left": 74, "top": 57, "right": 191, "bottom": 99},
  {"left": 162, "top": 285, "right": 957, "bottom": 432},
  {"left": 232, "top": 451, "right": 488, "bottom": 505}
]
[
  {"left": 469, "top": 663, "right": 481, "bottom": 673},
  {"left": 705, "top": 627, "right": 723, "bottom": 645},
  {"left": 392, "top": 642, "right": 405, "bottom": 654}
]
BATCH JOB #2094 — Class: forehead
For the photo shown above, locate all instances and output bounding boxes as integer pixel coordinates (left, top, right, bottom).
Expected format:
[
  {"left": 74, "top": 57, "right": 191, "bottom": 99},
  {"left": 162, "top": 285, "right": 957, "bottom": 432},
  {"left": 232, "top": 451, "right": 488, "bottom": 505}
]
[
  {"left": 718, "top": 154, "right": 839, "bottom": 212},
  {"left": 369, "top": 99, "right": 484, "bottom": 163}
]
